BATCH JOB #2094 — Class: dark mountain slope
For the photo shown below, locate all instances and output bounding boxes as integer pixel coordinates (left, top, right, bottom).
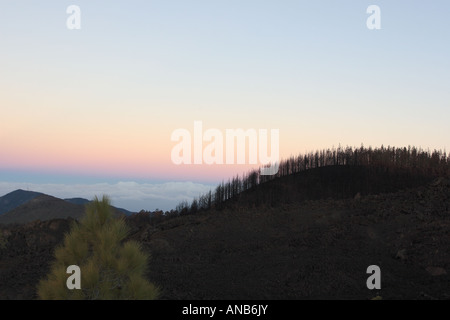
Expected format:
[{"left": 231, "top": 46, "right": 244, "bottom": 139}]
[
  {"left": 0, "top": 219, "right": 71, "bottom": 299},
  {"left": 249, "top": 165, "right": 434, "bottom": 204},
  {"left": 64, "top": 197, "right": 134, "bottom": 215},
  {"left": 136, "top": 177, "right": 450, "bottom": 299},
  {"left": 0, "top": 195, "right": 129, "bottom": 225},
  {"left": 0, "top": 173, "right": 448, "bottom": 299},
  {"left": 63, "top": 197, "right": 90, "bottom": 205},
  {"left": 0, "top": 189, "right": 44, "bottom": 215},
  {"left": 0, "top": 195, "right": 86, "bottom": 224},
  {"left": 208, "top": 165, "right": 436, "bottom": 211}
]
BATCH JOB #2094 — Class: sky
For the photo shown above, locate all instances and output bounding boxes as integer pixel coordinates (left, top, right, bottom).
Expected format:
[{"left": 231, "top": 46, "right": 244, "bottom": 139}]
[{"left": 1, "top": 1, "right": 449, "bottom": 211}]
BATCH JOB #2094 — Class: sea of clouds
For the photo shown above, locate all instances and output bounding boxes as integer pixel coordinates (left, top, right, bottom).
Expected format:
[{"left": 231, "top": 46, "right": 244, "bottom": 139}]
[{"left": 0, "top": 181, "right": 214, "bottom": 212}]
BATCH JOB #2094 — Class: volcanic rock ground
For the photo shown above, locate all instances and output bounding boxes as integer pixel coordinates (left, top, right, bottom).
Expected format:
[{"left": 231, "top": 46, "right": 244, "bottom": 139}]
[{"left": 1, "top": 179, "right": 449, "bottom": 300}]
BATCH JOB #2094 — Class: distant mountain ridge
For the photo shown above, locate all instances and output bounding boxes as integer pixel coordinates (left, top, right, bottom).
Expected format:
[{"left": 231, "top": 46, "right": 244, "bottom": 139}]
[
  {"left": 0, "top": 189, "right": 44, "bottom": 215},
  {"left": 0, "top": 194, "right": 86, "bottom": 224},
  {"left": 0, "top": 190, "right": 135, "bottom": 224},
  {"left": 64, "top": 198, "right": 91, "bottom": 205},
  {"left": 64, "top": 197, "right": 134, "bottom": 216}
]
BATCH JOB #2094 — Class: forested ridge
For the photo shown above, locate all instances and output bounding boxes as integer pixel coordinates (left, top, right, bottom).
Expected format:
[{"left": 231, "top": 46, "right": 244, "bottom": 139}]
[{"left": 174, "top": 145, "right": 450, "bottom": 215}]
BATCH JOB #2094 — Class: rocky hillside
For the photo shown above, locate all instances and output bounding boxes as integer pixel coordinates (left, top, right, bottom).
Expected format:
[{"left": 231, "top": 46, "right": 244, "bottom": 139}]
[
  {"left": 0, "top": 219, "right": 71, "bottom": 299},
  {"left": 0, "top": 177, "right": 449, "bottom": 299},
  {"left": 0, "top": 194, "right": 129, "bottom": 225},
  {"left": 0, "top": 195, "right": 86, "bottom": 225},
  {"left": 0, "top": 189, "right": 43, "bottom": 215},
  {"left": 137, "top": 177, "right": 450, "bottom": 299}
]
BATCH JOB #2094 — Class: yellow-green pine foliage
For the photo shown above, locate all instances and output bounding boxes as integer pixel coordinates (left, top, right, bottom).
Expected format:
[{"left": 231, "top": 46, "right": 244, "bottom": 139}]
[{"left": 37, "top": 195, "right": 159, "bottom": 300}]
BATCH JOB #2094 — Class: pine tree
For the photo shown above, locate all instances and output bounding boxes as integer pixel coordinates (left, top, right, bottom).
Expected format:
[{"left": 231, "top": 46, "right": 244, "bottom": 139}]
[{"left": 37, "top": 196, "right": 159, "bottom": 300}]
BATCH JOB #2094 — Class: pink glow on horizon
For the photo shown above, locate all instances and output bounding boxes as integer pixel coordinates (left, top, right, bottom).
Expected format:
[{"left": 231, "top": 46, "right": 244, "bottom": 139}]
[{"left": 1, "top": 141, "right": 265, "bottom": 183}]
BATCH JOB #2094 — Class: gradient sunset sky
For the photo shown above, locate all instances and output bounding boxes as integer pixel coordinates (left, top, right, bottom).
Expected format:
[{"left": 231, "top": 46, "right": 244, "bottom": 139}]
[{"left": 1, "top": 1, "right": 449, "bottom": 211}]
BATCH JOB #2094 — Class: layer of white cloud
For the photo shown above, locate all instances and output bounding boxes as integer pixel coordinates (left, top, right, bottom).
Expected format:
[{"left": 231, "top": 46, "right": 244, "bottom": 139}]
[{"left": 0, "top": 181, "right": 214, "bottom": 212}]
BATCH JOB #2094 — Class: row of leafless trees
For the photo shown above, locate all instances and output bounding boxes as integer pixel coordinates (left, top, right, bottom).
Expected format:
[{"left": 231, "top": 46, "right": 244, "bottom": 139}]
[{"left": 175, "top": 145, "right": 449, "bottom": 214}]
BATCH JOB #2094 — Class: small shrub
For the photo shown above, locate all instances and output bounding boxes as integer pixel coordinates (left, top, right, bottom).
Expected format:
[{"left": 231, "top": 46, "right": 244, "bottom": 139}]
[{"left": 37, "top": 196, "right": 159, "bottom": 300}]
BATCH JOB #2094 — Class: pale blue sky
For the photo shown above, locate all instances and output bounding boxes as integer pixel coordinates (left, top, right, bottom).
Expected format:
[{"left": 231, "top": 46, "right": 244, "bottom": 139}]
[
  {"left": 2, "top": 1, "right": 449, "bottom": 135},
  {"left": 1, "top": 1, "right": 449, "bottom": 210}
]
